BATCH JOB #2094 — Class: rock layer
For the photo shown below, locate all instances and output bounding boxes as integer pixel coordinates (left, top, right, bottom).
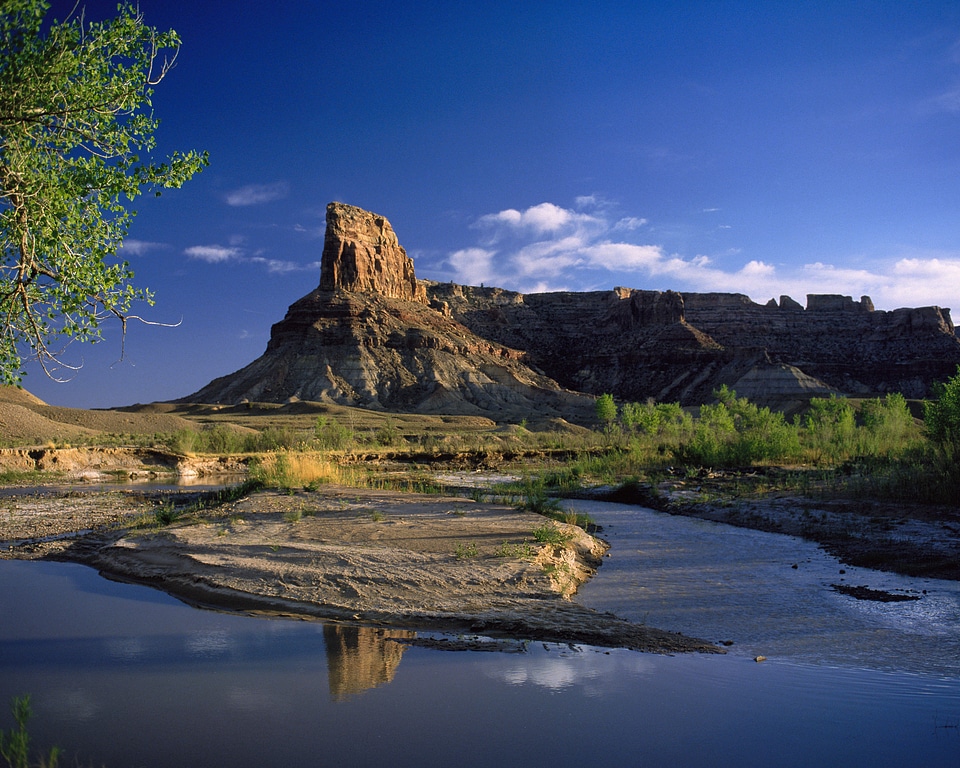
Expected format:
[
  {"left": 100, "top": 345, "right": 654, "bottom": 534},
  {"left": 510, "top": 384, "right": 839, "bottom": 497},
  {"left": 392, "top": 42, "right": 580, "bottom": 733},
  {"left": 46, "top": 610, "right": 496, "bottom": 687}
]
[
  {"left": 319, "top": 202, "right": 425, "bottom": 303},
  {"left": 186, "top": 203, "right": 593, "bottom": 420},
  {"left": 185, "top": 203, "right": 960, "bottom": 416}
]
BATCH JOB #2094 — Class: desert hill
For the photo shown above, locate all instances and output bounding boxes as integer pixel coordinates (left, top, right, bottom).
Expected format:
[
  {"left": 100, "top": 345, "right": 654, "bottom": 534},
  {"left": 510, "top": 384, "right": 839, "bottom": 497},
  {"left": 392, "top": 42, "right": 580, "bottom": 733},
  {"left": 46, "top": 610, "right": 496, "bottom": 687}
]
[
  {"left": 183, "top": 202, "right": 960, "bottom": 418},
  {"left": 0, "top": 385, "right": 198, "bottom": 444}
]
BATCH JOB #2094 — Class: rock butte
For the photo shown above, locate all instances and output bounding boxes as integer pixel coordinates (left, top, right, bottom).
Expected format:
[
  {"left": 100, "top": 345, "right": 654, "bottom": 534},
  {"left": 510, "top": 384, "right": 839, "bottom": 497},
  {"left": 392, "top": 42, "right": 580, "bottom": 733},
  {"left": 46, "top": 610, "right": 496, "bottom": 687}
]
[{"left": 184, "top": 202, "right": 960, "bottom": 420}]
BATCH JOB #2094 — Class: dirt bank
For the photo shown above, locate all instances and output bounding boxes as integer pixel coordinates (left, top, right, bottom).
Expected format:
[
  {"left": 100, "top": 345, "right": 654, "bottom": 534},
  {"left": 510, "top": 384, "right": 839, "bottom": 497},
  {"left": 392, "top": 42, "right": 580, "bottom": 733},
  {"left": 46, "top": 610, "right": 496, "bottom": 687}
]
[
  {"left": 0, "top": 445, "right": 248, "bottom": 481},
  {"left": 0, "top": 485, "right": 720, "bottom": 654}
]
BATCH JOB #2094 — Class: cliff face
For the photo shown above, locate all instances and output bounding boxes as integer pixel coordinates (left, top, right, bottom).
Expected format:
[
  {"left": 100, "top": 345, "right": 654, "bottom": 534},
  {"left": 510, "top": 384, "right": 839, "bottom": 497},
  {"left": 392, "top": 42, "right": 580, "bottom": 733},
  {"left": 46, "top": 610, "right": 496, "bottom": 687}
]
[
  {"left": 186, "top": 204, "right": 594, "bottom": 421},
  {"left": 681, "top": 293, "right": 959, "bottom": 398},
  {"left": 185, "top": 203, "right": 960, "bottom": 416},
  {"left": 318, "top": 202, "right": 426, "bottom": 302}
]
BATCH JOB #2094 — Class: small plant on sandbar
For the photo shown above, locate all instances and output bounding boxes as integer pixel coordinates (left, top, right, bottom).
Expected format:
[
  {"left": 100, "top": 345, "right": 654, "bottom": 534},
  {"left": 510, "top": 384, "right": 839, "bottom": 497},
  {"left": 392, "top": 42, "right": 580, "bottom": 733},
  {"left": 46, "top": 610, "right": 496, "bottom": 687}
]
[
  {"left": 154, "top": 500, "right": 180, "bottom": 526},
  {"left": 494, "top": 540, "right": 536, "bottom": 559},
  {"left": 532, "top": 523, "right": 572, "bottom": 546},
  {"left": 454, "top": 541, "right": 479, "bottom": 559}
]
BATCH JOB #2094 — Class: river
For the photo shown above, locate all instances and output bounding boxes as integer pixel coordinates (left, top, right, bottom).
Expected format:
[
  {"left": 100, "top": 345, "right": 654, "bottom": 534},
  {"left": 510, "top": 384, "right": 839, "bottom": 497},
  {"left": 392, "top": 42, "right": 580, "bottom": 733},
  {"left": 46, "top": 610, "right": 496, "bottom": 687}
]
[{"left": 1, "top": 499, "right": 958, "bottom": 767}]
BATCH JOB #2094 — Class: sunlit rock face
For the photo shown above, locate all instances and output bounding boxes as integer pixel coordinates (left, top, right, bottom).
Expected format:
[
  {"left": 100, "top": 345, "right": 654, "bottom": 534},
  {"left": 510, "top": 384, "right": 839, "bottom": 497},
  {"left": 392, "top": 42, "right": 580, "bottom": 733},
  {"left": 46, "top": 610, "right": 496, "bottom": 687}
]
[
  {"left": 183, "top": 203, "right": 960, "bottom": 414},
  {"left": 319, "top": 202, "right": 426, "bottom": 303}
]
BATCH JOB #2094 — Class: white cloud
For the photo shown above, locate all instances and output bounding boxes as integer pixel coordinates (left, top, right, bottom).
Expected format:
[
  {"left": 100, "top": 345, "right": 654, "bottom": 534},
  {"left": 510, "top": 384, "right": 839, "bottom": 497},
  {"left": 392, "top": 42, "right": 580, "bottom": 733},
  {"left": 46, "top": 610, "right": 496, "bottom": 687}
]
[
  {"left": 583, "top": 242, "right": 663, "bottom": 271},
  {"left": 477, "top": 202, "right": 600, "bottom": 237},
  {"left": 184, "top": 245, "right": 241, "bottom": 263},
  {"left": 448, "top": 248, "right": 497, "bottom": 285},
  {"left": 293, "top": 223, "right": 325, "bottom": 239},
  {"left": 225, "top": 182, "right": 289, "bottom": 207},
  {"left": 183, "top": 246, "right": 319, "bottom": 275},
  {"left": 119, "top": 239, "right": 165, "bottom": 256},
  {"left": 443, "top": 199, "right": 960, "bottom": 311},
  {"left": 613, "top": 216, "right": 648, "bottom": 231},
  {"left": 248, "top": 257, "right": 321, "bottom": 275}
]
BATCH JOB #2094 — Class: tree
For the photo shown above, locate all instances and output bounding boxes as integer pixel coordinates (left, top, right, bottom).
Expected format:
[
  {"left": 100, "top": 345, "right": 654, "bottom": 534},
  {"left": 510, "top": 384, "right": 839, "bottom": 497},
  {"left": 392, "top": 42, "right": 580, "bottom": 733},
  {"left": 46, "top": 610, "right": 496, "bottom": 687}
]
[
  {"left": 0, "top": 0, "right": 207, "bottom": 384},
  {"left": 595, "top": 393, "right": 617, "bottom": 427}
]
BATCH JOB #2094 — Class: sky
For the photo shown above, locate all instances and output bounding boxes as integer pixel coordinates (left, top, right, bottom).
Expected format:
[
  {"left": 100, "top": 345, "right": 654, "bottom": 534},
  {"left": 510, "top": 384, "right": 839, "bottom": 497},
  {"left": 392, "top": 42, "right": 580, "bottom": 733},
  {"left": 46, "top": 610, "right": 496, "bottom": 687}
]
[{"left": 19, "top": 0, "right": 960, "bottom": 408}]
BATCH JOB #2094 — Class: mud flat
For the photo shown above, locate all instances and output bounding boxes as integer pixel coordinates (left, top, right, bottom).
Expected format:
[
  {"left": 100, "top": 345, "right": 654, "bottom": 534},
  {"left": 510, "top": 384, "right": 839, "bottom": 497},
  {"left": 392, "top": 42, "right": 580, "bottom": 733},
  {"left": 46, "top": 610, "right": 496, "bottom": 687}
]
[{"left": 0, "top": 486, "right": 719, "bottom": 654}]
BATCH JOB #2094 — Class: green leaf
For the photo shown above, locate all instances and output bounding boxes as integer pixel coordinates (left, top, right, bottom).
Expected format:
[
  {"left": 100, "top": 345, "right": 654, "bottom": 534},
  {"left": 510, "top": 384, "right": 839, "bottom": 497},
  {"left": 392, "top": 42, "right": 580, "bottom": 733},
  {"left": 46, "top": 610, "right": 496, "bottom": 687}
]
[{"left": 0, "top": 0, "right": 208, "bottom": 383}]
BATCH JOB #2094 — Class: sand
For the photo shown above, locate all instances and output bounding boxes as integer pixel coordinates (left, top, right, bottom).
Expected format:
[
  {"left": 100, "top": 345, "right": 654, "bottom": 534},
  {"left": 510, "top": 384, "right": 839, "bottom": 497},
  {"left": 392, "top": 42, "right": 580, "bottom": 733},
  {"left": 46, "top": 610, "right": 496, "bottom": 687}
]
[{"left": 0, "top": 485, "right": 720, "bottom": 654}]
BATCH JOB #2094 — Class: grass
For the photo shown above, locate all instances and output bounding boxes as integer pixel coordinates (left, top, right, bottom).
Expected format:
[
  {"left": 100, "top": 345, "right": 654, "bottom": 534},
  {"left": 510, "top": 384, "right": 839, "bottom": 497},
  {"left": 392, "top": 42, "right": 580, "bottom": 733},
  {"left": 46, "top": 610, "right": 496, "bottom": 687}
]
[
  {"left": 454, "top": 541, "right": 479, "bottom": 559},
  {"left": 4, "top": 386, "right": 958, "bottom": 515},
  {"left": 135, "top": 478, "right": 265, "bottom": 530},
  {"left": 0, "top": 470, "right": 59, "bottom": 486},
  {"left": 494, "top": 539, "right": 537, "bottom": 559},
  {"left": 0, "top": 696, "right": 61, "bottom": 768},
  {"left": 532, "top": 523, "right": 572, "bottom": 545}
]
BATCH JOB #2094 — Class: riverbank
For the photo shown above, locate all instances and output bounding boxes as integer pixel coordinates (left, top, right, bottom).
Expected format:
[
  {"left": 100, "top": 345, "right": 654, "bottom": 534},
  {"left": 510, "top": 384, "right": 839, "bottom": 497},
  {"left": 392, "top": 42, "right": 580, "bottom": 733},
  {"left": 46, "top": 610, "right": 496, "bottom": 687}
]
[{"left": 0, "top": 485, "right": 719, "bottom": 654}]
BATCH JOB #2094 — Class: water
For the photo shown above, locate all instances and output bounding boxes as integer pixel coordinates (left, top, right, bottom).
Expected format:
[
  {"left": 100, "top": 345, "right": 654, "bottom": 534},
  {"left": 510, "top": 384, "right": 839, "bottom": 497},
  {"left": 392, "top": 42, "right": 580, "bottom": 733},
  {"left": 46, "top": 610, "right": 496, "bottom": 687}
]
[
  {"left": 570, "top": 500, "right": 960, "bottom": 676},
  {"left": 1, "top": 501, "right": 959, "bottom": 767}
]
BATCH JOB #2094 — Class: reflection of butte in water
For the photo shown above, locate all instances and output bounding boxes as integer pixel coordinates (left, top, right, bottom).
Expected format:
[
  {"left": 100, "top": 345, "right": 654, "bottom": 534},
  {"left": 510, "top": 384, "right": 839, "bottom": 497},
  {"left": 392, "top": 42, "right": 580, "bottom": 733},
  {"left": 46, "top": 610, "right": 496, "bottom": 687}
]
[{"left": 323, "top": 624, "right": 414, "bottom": 700}]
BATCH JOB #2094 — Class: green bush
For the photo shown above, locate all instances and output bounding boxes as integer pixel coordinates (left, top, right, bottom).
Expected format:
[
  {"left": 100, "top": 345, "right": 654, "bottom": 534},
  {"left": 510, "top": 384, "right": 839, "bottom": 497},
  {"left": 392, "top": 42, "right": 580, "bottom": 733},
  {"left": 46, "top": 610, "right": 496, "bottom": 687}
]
[
  {"left": 857, "top": 392, "right": 919, "bottom": 457},
  {"left": 924, "top": 365, "right": 960, "bottom": 449},
  {"left": 374, "top": 418, "right": 401, "bottom": 447},
  {"left": 595, "top": 393, "right": 617, "bottom": 426},
  {"left": 802, "top": 395, "right": 857, "bottom": 464},
  {"left": 315, "top": 416, "right": 353, "bottom": 450},
  {"left": 674, "top": 386, "right": 800, "bottom": 466}
]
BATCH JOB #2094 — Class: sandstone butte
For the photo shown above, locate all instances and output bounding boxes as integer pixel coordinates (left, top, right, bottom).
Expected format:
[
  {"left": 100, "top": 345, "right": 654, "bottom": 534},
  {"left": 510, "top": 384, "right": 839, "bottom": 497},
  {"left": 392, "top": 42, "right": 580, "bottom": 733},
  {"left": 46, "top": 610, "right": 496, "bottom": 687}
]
[{"left": 184, "top": 202, "right": 960, "bottom": 421}]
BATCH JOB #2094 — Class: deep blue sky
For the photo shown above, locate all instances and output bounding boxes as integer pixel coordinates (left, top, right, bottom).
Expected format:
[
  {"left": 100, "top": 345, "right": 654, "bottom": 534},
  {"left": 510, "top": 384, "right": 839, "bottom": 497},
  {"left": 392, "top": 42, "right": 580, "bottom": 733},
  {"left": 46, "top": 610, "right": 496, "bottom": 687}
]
[{"left": 22, "top": 0, "right": 960, "bottom": 408}]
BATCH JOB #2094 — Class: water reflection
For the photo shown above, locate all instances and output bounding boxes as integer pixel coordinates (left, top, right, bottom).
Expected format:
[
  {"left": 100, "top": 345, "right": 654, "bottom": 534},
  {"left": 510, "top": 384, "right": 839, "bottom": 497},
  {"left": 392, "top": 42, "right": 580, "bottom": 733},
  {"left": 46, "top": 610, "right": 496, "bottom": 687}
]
[
  {"left": 323, "top": 625, "right": 414, "bottom": 700},
  {"left": 491, "top": 643, "right": 656, "bottom": 695},
  {"left": 1, "top": 561, "right": 958, "bottom": 767}
]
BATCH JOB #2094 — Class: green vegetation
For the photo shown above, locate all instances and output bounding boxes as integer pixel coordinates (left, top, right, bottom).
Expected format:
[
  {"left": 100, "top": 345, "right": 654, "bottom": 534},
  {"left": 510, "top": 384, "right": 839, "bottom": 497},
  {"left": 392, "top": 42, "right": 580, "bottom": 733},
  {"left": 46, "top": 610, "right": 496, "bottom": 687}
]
[
  {"left": 595, "top": 393, "right": 617, "bottom": 427},
  {"left": 135, "top": 478, "right": 264, "bottom": 529},
  {"left": 314, "top": 416, "right": 353, "bottom": 450},
  {"left": 494, "top": 539, "right": 537, "bottom": 559},
  {"left": 925, "top": 364, "right": 960, "bottom": 450},
  {"left": 5, "top": 368, "right": 960, "bottom": 509},
  {"left": 0, "top": 696, "right": 61, "bottom": 768},
  {"left": 532, "top": 523, "right": 572, "bottom": 546},
  {"left": 454, "top": 541, "right": 479, "bottom": 559},
  {"left": 0, "top": 1, "right": 207, "bottom": 383},
  {"left": 508, "top": 476, "right": 563, "bottom": 515}
]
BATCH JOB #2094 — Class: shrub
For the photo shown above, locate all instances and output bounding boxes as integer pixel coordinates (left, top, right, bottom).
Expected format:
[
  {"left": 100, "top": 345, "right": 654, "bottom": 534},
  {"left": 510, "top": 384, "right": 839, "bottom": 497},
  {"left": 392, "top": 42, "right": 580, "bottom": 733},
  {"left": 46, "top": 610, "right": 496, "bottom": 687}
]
[
  {"left": 595, "top": 393, "right": 617, "bottom": 427},
  {"left": 858, "top": 392, "right": 919, "bottom": 457},
  {"left": 924, "top": 365, "right": 960, "bottom": 449},
  {"left": 374, "top": 418, "right": 401, "bottom": 447},
  {"left": 532, "top": 523, "right": 572, "bottom": 545},
  {"left": 314, "top": 416, "right": 353, "bottom": 450},
  {"left": 674, "top": 386, "right": 800, "bottom": 466},
  {"left": 512, "top": 476, "right": 561, "bottom": 515},
  {"left": 454, "top": 542, "right": 479, "bottom": 559},
  {"left": 802, "top": 395, "right": 857, "bottom": 464}
]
